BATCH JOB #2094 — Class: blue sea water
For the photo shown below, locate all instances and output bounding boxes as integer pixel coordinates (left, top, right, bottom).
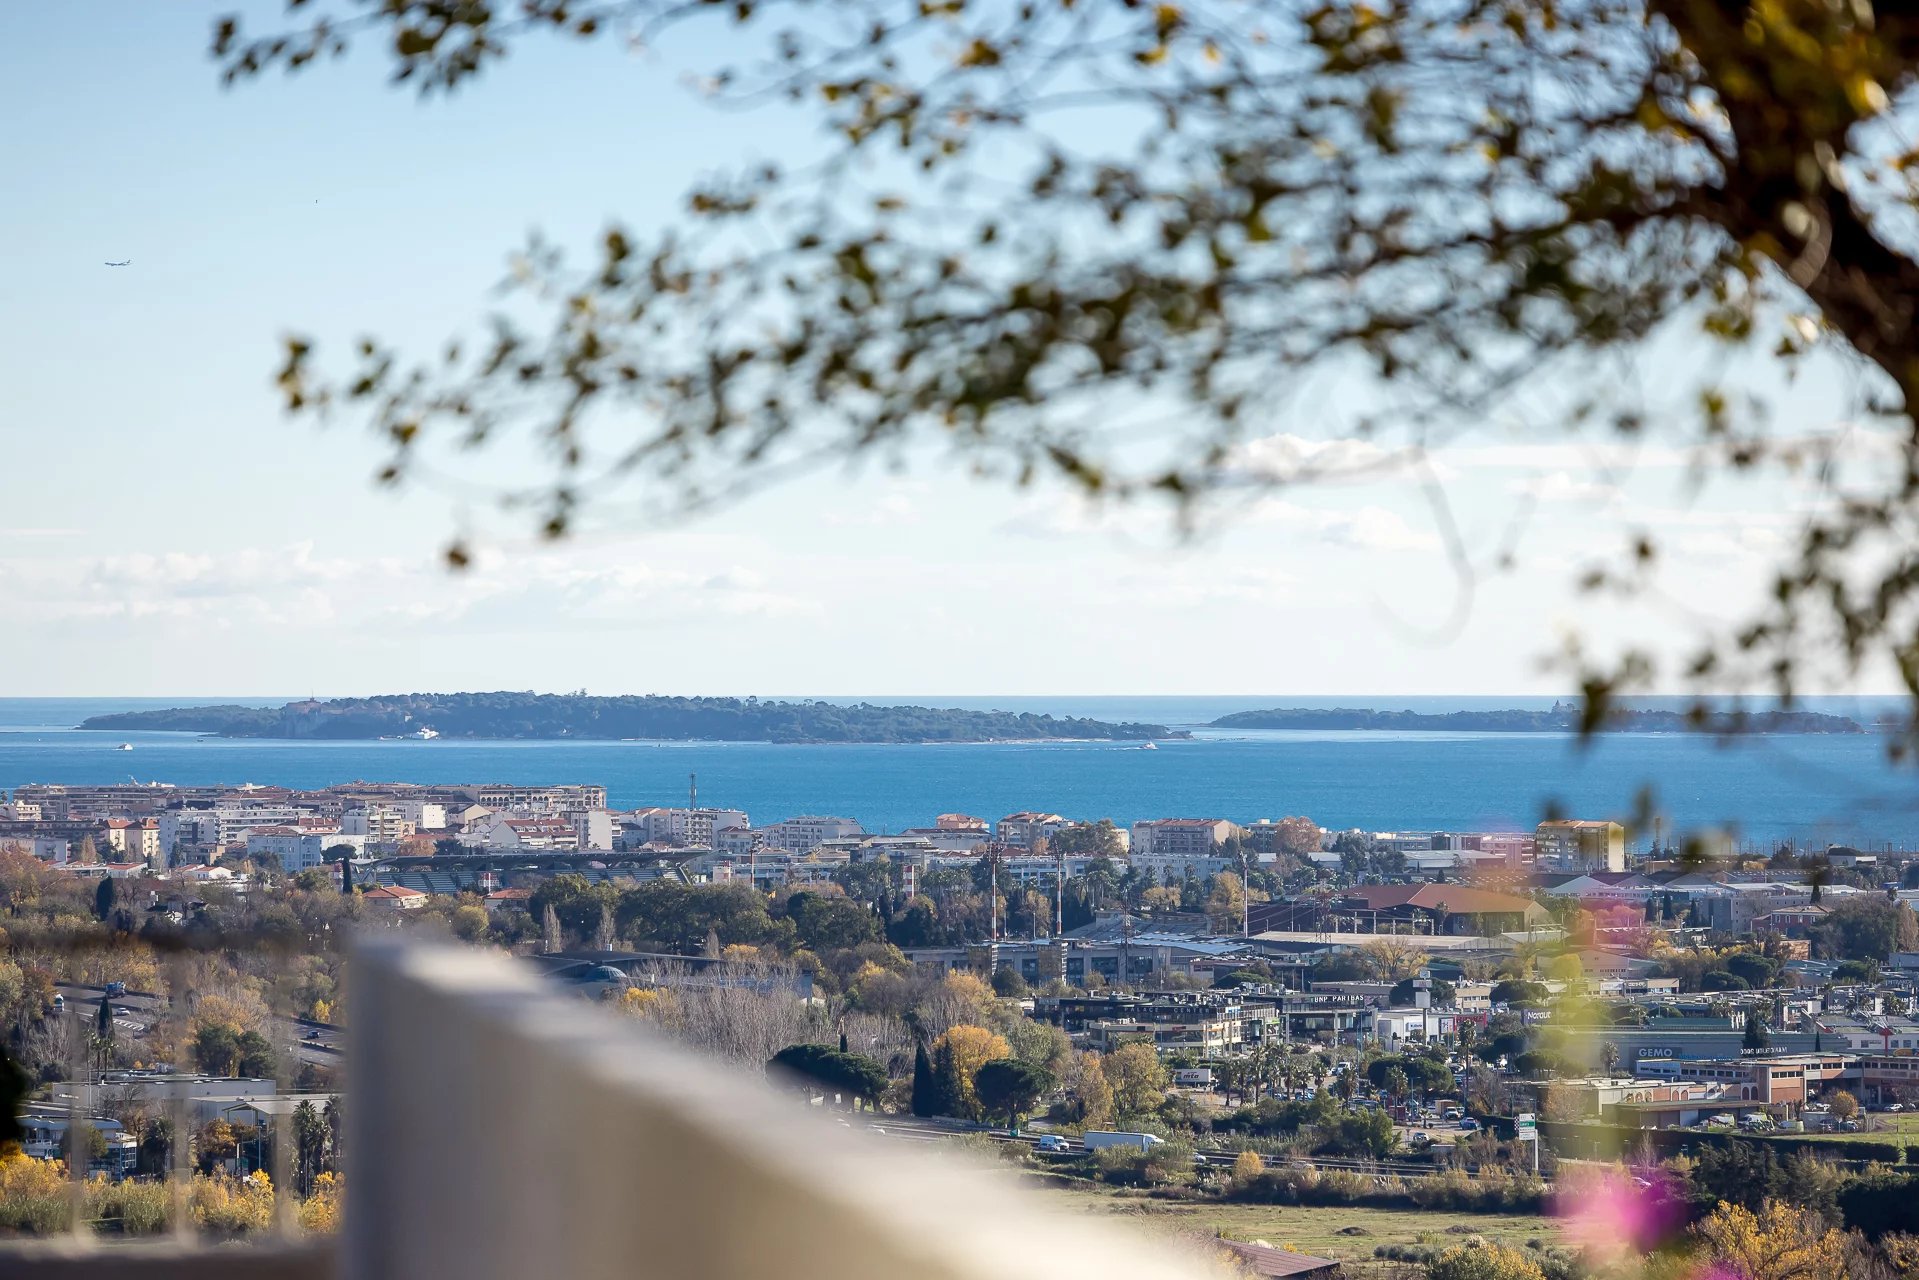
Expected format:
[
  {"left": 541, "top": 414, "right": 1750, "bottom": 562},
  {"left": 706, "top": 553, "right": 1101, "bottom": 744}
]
[{"left": 1, "top": 696, "right": 1916, "bottom": 849}]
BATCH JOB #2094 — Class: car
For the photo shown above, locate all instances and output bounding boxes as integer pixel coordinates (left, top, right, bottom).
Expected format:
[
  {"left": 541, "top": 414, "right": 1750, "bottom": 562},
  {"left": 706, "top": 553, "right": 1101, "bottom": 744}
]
[
  {"left": 113, "top": 1006, "right": 131, "bottom": 1016},
  {"left": 304, "top": 1029, "right": 322, "bottom": 1040},
  {"left": 1890, "top": 1103, "right": 1906, "bottom": 1113},
  {"left": 50, "top": 995, "right": 65, "bottom": 1012},
  {"left": 1458, "top": 1117, "right": 1479, "bottom": 1132}
]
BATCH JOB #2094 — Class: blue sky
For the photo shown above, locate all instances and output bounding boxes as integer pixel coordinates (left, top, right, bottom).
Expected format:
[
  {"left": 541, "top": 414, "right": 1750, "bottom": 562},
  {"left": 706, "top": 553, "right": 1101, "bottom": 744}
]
[{"left": 0, "top": 4, "right": 1889, "bottom": 698}]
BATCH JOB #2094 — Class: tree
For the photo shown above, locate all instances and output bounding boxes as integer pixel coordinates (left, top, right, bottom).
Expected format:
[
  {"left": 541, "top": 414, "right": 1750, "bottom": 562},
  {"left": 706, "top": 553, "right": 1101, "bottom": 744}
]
[
  {"left": 973, "top": 1058, "right": 1052, "bottom": 1130},
  {"left": 1381, "top": 1065, "right": 1411, "bottom": 1103},
  {"left": 215, "top": 0, "right": 1919, "bottom": 737},
  {"left": 1744, "top": 1007, "right": 1773, "bottom": 1052},
  {"left": 193, "top": 1024, "right": 241, "bottom": 1077},
  {"left": 931, "top": 1026, "right": 1011, "bottom": 1121},
  {"left": 1831, "top": 1090, "right": 1861, "bottom": 1123},
  {"left": 1693, "top": 1201, "right": 1846, "bottom": 1280},
  {"left": 1102, "top": 1042, "right": 1170, "bottom": 1116},
  {"left": 1811, "top": 898, "right": 1919, "bottom": 964},
  {"left": 768, "top": 1043, "right": 887, "bottom": 1109},
  {"left": 910, "top": 1042, "right": 938, "bottom": 1119},
  {"left": 990, "top": 966, "right": 1029, "bottom": 998},
  {"left": 1061, "top": 1050, "right": 1116, "bottom": 1130},
  {"left": 1357, "top": 939, "right": 1430, "bottom": 984},
  {"left": 1424, "top": 1241, "right": 1548, "bottom": 1280},
  {"left": 93, "top": 876, "right": 118, "bottom": 922}
]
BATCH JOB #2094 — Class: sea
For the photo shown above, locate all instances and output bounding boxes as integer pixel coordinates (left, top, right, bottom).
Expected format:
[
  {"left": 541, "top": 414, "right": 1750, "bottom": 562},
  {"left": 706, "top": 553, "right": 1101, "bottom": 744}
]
[{"left": 1, "top": 696, "right": 1917, "bottom": 851}]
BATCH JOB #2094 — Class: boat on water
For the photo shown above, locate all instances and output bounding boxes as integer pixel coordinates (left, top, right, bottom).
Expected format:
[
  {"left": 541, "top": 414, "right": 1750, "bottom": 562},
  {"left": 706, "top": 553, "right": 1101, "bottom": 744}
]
[
  {"left": 1130, "top": 741, "right": 1158, "bottom": 750},
  {"left": 116, "top": 743, "right": 132, "bottom": 751},
  {"left": 406, "top": 727, "right": 440, "bottom": 740}
]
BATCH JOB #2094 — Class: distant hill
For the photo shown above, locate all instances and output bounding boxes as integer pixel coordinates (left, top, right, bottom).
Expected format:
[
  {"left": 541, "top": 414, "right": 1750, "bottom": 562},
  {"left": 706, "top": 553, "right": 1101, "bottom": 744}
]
[
  {"left": 77, "top": 692, "right": 1183, "bottom": 744},
  {"left": 1208, "top": 704, "right": 1865, "bottom": 734}
]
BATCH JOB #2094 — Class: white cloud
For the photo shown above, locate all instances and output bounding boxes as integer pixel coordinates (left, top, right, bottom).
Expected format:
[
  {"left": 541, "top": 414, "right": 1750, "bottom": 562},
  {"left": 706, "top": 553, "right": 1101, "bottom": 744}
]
[
  {"left": 1506, "top": 471, "right": 1622, "bottom": 504},
  {"left": 0, "top": 542, "right": 816, "bottom": 633},
  {"left": 1227, "top": 433, "right": 1415, "bottom": 480}
]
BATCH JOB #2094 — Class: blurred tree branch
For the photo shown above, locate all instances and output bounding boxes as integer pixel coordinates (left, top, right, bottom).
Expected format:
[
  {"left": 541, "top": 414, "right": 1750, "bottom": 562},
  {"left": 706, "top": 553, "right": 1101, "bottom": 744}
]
[{"left": 215, "top": 0, "right": 1919, "bottom": 740}]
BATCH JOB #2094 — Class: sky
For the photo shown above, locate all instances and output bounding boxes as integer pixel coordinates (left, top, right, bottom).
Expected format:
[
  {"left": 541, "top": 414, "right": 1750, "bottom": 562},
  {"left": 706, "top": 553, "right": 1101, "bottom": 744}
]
[{"left": 0, "top": 4, "right": 1895, "bottom": 699}]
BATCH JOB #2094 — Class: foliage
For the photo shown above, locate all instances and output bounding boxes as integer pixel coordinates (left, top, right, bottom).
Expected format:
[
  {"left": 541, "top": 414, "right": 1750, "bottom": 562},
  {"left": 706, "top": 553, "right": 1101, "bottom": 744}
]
[
  {"left": 931, "top": 1025, "right": 1011, "bottom": 1121},
  {"left": 973, "top": 1057, "right": 1053, "bottom": 1129},
  {"left": 767, "top": 1042, "right": 887, "bottom": 1107},
  {"left": 1811, "top": 899, "right": 1919, "bottom": 964},
  {"left": 1101, "top": 1042, "right": 1170, "bottom": 1115},
  {"left": 1692, "top": 1200, "right": 1846, "bottom": 1280},
  {"left": 1832, "top": 1091, "right": 1861, "bottom": 1123},
  {"left": 212, "top": 0, "right": 1919, "bottom": 734},
  {"left": 1424, "top": 1241, "right": 1548, "bottom": 1280}
]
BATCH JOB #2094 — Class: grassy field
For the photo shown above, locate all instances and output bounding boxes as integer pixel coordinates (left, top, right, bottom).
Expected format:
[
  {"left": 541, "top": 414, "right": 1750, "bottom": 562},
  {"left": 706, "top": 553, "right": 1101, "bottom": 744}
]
[
  {"left": 1786, "top": 1114, "right": 1919, "bottom": 1148},
  {"left": 1045, "top": 1184, "right": 1561, "bottom": 1264}
]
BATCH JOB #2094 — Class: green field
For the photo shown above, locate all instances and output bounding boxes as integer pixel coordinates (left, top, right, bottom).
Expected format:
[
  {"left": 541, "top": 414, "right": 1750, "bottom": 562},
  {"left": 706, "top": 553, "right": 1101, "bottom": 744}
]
[
  {"left": 1047, "top": 1185, "right": 1561, "bottom": 1264},
  {"left": 1784, "top": 1114, "right": 1919, "bottom": 1148}
]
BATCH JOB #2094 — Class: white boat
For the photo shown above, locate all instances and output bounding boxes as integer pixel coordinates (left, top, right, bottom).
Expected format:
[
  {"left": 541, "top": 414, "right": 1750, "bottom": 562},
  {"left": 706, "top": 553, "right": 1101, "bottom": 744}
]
[
  {"left": 116, "top": 743, "right": 133, "bottom": 751},
  {"left": 406, "top": 727, "right": 440, "bottom": 740}
]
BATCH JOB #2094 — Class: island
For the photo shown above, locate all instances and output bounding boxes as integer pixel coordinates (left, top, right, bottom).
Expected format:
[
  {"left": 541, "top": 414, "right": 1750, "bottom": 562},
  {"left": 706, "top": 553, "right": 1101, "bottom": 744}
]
[
  {"left": 1208, "top": 703, "right": 1866, "bottom": 734},
  {"left": 76, "top": 692, "right": 1184, "bottom": 745}
]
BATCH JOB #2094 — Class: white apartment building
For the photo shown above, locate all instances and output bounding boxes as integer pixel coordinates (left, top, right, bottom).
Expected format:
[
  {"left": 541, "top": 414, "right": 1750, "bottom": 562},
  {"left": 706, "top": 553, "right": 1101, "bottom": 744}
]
[
  {"left": 1130, "top": 851, "right": 1234, "bottom": 883},
  {"left": 245, "top": 828, "right": 366, "bottom": 872},
  {"left": 472, "top": 784, "right": 607, "bottom": 815},
  {"left": 632, "top": 807, "right": 750, "bottom": 847},
  {"left": 476, "top": 816, "right": 580, "bottom": 852},
  {"left": 573, "top": 809, "right": 615, "bottom": 852},
  {"left": 342, "top": 805, "right": 416, "bottom": 843},
  {"left": 994, "top": 812, "right": 1069, "bottom": 849},
  {"left": 759, "top": 816, "right": 864, "bottom": 853},
  {"left": 1129, "top": 818, "right": 1238, "bottom": 858},
  {"left": 160, "top": 806, "right": 310, "bottom": 850}
]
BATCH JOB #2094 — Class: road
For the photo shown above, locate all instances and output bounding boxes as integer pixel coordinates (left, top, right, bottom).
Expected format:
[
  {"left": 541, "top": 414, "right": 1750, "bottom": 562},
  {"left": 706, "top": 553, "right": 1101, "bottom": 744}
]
[{"left": 53, "top": 982, "right": 344, "bottom": 1070}]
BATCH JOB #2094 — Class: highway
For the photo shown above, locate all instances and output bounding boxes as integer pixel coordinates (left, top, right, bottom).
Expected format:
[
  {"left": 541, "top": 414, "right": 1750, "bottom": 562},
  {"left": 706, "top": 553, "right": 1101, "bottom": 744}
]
[{"left": 52, "top": 982, "right": 344, "bottom": 1070}]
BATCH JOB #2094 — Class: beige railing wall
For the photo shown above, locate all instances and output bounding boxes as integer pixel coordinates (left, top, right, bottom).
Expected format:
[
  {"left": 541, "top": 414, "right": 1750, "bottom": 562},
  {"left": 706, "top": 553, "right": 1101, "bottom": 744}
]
[{"left": 345, "top": 938, "right": 1213, "bottom": 1280}]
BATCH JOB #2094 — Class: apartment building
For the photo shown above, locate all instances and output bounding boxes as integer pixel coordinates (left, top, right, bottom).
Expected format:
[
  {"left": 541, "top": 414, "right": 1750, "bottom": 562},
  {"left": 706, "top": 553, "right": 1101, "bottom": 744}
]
[
  {"left": 477, "top": 816, "right": 581, "bottom": 852},
  {"left": 244, "top": 828, "right": 365, "bottom": 872},
  {"left": 1130, "top": 818, "right": 1238, "bottom": 858},
  {"left": 758, "top": 815, "right": 864, "bottom": 853},
  {"left": 470, "top": 783, "right": 608, "bottom": 814},
  {"left": 1535, "top": 820, "right": 1627, "bottom": 873},
  {"left": 573, "top": 809, "right": 616, "bottom": 852},
  {"left": 342, "top": 804, "right": 416, "bottom": 843},
  {"left": 632, "top": 807, "right": 751, "bottom": 847},
  {"left": 994, "top": 812, "right": 1069, "bottom": 849}
]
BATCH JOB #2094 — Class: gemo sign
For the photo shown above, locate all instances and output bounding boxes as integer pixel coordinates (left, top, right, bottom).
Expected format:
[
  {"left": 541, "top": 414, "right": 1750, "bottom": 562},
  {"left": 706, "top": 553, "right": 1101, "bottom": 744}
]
[{"left": 1635, "top": 1047, "right": 1675, "bottom": 1059}]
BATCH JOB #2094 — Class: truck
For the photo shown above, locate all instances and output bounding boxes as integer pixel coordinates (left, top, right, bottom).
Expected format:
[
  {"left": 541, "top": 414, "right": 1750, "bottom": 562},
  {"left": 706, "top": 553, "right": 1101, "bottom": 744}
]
[
  {"left": 1083, "top": 1131, "right": 1165, "bottom": 1153},
  {"left": 1172, "top": 1068, "right": 1214, "bottom": 1088},
  {"left": 104, "top": 981, "right": 127, "bottom": 998}
]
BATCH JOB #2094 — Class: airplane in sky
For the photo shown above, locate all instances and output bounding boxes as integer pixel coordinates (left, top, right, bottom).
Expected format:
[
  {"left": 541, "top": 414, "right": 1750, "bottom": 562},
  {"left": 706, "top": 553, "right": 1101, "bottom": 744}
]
[{"left": 104, "top": 259, "right": 130, "bottom": 267}]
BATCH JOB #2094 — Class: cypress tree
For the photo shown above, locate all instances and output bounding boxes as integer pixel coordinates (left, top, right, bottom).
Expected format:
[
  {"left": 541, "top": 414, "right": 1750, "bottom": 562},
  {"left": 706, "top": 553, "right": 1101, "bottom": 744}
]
[
  {"left": 930, "top": 1040, "right": 964, "bottom": 1118},
  {"left": 94, "top": 876, "right": 117, "bottom": 922},
  {"left": 911, "top": 1042, "right": 937, "bottom": 1117}
]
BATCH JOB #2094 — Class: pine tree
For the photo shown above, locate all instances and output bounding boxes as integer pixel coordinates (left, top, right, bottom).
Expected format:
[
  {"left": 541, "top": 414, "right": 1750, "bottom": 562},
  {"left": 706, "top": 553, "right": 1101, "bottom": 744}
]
[{"left": 910, "top": 1042, "right": 937, "bottom": 1118}]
